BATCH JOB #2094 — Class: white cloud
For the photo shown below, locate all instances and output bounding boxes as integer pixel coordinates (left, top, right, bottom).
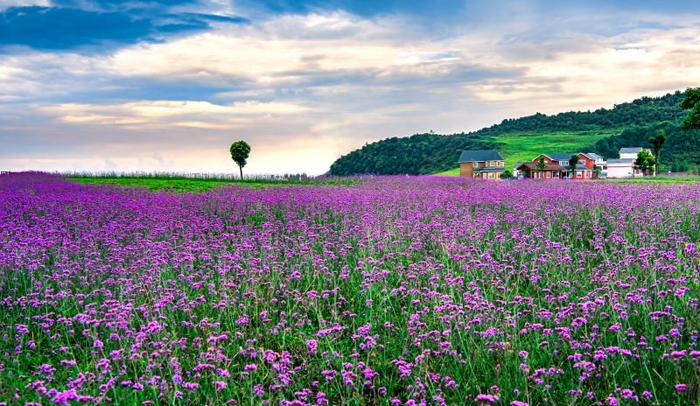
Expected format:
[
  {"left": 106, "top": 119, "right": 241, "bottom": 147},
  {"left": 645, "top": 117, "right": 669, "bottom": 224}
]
[
  {"left": 2, "top": 9, "right": 700, "bottom": 174},
  {"left": 40, "top": 100, "right": 312, "bottom": 129},
  {"left": 0, "top": 0, "right": 50, "bottom": 10}
]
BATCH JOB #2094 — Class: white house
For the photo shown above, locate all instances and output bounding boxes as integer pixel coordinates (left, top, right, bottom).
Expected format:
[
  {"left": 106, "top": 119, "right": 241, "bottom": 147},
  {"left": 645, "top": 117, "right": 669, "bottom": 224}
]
[
  {"left": 606, "top": 159, "right": 637, "bottom": 178},
  {"left": 606, "top": 147, "right": 649, "bottom": 178},
  {"left": 619, "top": 147, "right": 647, "bottom": 160}
]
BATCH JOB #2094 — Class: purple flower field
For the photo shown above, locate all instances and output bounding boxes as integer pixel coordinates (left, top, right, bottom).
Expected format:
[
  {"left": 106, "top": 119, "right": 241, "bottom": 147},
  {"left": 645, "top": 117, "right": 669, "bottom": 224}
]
[{"left": 1, "top": 172, "right": 699, "bottom": 405}]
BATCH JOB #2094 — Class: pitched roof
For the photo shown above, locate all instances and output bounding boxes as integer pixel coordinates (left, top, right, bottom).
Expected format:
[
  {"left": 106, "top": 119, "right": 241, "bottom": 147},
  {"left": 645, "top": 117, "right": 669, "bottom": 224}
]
[
  {"left": 584, "top": 152, "right": 603, "bottom": 160},
  {"left": 545, "top": 153, "right": 577, "bottom": 161},
  {"left": 458, "top": 149, "right": 503, "bottom": 163},
  {"left": 607, "top": 158, "right": 635, "bottom": 165},
  {"left": 517, "top": 162, "right": 567, "bottom": 171},
  {"left": 619, "top": 147, "right": 643, "bottom": 154}
]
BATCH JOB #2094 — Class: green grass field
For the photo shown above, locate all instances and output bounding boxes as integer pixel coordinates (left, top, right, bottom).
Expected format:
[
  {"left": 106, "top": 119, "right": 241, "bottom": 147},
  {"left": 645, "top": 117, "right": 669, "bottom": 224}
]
[
  {"left": 436, "top": 130, "right": 618, "bottom": 176},
  {"left": 69, "top": 175, "right": 358, "bottom": 192}
]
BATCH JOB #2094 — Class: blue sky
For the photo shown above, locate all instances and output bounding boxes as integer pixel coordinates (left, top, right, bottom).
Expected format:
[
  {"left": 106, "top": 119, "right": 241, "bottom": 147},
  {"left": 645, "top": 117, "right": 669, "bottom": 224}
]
[{"left": 2, "top": 0, "right": 700, "bottom": 174}]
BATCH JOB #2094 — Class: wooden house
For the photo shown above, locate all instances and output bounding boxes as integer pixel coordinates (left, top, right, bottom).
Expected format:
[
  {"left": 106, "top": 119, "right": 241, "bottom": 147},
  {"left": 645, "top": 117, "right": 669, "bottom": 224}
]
[
  {"left": 516, "top": 153, "right": 595, "bottom": 179},
  {"left": 458, "top": 150, "right": 505, "bottom": 180}
]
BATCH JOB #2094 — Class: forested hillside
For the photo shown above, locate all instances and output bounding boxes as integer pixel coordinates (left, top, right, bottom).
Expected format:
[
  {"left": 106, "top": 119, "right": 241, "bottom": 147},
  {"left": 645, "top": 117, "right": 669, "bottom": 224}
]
[
  {"left": 590, "top": 123, "right": 700, "bottom": 166},
  {"left": 329, "top": 91, "right": 699, "bottom": 175},
  {"left": 328, "top": 133, "right": 497, "bottom": 176},
  {"left": 482, "top": 92, "right": 686, "bottom": 133}
]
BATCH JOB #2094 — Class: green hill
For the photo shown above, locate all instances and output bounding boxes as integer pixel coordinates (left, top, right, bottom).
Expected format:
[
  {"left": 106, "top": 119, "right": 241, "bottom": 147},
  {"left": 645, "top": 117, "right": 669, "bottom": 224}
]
[{"left": 329, "top": 91, "right": 700, "bottom": 175}]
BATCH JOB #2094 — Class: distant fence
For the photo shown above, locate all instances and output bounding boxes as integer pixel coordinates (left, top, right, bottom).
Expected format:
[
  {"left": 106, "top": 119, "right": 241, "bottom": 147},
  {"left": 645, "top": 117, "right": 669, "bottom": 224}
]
[{"left": 57, "top": 170, "right": 313, "bottom": 181}]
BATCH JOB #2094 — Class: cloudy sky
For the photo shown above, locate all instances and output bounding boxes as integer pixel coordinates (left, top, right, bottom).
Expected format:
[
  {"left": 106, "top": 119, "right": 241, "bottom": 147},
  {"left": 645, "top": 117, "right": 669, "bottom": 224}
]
[{"left": 2, "top": 0, "right": 700, "bottom": 175}]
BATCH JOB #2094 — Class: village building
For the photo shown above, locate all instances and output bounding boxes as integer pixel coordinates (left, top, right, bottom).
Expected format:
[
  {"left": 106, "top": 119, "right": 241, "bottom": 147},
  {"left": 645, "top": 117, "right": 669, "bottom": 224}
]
[
  {"left": 606, "top": 147, "right": 649, "bottom": 178},
  {"left": 516, "top": 154, "right": 567, "bottom": 179},
  {"left": 516, "top": 153, "right": 596, "bottom": 179},
  {"left": 619, "top": 147, "right": 645, "bottom": 159},
  {"left": 458, "top": 149, "right": 505, "bottom": 180},
  {"left": 573, "top": 153, "right": 596, "bottom": 179},
  {"left": 583, "top": 152, "right": 606, "bottom": 168}
]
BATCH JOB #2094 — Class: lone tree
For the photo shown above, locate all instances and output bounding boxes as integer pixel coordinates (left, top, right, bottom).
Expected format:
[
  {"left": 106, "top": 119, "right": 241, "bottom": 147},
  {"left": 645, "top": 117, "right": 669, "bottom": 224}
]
[
  {"left": 229, "top": 141, "right": 251, "bottom": 179},
  {"left": 680, "top": 87, "right": 700, "bottom": 129},
  {"left": 648, "top": 129, "right": 666, "bottom": 175},
  {"left": 634, "top": 150, "right": 656, "bottom": 177},
  {"left": 568, "top": 154, "right": 580, "bottom": 179}
]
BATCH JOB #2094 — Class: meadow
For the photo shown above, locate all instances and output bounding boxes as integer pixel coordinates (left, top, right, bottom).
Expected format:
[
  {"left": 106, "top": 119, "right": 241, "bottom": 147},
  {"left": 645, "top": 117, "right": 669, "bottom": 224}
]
[
  {"left": 436, "top": 130, "right": 617, "bottom": 176},
  {"left": 0, "top": 172, "right": 698, "bottom": 405},
  {"left": 68, "top": 173, "right": 358, "bottom": 192}
]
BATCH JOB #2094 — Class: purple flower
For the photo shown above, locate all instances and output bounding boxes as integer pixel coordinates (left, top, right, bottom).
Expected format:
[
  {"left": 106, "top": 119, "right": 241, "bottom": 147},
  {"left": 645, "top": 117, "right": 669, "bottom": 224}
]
[
  {"left": 2, "top": 173, "right": 698, "bottom": 405},
  {"left": 476, "top": 394, "right": 499, "bottom": 403},
  {"left": 306, "top": 339, "right": 318, "bottom": 354}
]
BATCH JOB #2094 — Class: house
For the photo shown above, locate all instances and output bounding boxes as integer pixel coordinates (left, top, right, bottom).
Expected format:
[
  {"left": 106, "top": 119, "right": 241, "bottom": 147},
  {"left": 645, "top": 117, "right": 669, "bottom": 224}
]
[
  {"left": 458, "top": 149, "right": 505, "bottom": 180},
  {"left": 583, "top": 152, "right": 606, "bottom": 168},
  {"left": 542, "top": 153, "right": 577, "bottom": 167},
  {"left": 516, "top": 154, "right": 568, "bottom": 179},
  {"left": 572, "top": 153, "right": 596, "bottom": 179},
  {"left": 517, "top": 153, "right": 595, "bottom": 180},
  {"left": 607, "top": 159, "right": 637, "bottom": 178},
  {"left": 607, "top": 147, "right": 649, "bottom": 178},
  {"left": 619, "top": 147, "right": 645, "bottom": 160},
  {"left": 581, "top": 152, "right": 607, "bottom": 177}
]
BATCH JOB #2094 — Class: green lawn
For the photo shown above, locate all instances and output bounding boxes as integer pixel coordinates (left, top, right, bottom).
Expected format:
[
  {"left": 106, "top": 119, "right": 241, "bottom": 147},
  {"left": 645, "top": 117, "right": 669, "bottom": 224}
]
[
  {"left": 69, "top": 175, "right": 357, "bottom": 192},
  {"left": 436, "top": 130, "right": 618, "bottom": 176}
]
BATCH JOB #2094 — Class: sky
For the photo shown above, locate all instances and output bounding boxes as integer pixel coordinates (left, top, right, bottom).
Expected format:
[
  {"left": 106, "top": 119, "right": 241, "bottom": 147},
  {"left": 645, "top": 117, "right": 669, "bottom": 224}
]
[{"left": 1, "top": 0, "right": 700, "bottom": 175}]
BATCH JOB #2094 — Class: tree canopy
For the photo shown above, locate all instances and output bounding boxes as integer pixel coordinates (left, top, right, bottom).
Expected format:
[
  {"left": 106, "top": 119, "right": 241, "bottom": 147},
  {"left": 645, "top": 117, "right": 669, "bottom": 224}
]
[
  {"left": 681, "top": 88, "right": 700, "bottom": 130},
  {"left": 230, "top": 141, "right": 251, "bottom": 179},
  {"left": 634, "top": 150, "right": 656, "bottom": 175}
]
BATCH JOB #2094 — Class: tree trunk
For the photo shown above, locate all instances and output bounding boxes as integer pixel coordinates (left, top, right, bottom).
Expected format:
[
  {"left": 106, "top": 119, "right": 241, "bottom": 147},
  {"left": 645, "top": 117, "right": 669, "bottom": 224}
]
[{"left": 239, "top": 165, "right": 243, "bottom": 180}]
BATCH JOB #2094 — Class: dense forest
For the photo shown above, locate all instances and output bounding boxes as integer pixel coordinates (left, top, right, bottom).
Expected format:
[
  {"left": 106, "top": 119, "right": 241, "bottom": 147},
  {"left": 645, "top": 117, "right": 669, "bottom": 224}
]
[
  {"left": 481, "top": 92, "right": 687, "bottom": 134},
  {"left": 328, "top": 133, "right": 498, "bottom": 176},
  {"left": 589, "top": 122, "right": 700, "bottom": 166},
  {"left": 329, "top": 91, "right": 699, "bottom": 175}
]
